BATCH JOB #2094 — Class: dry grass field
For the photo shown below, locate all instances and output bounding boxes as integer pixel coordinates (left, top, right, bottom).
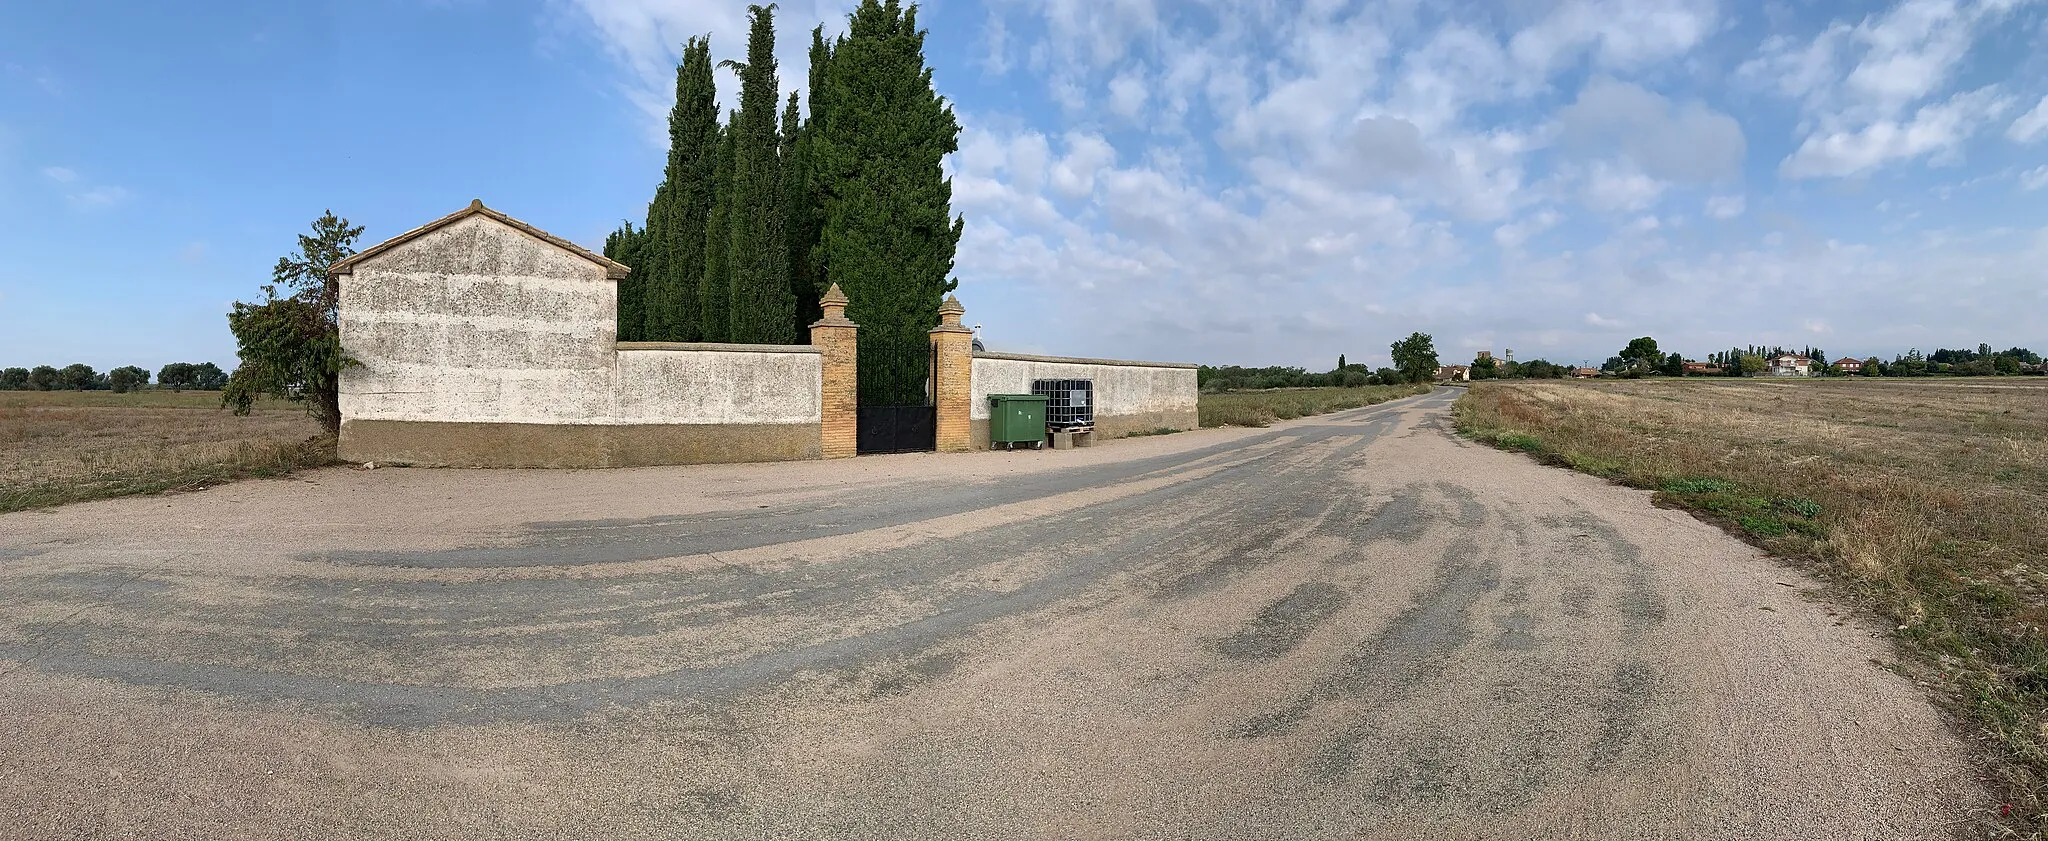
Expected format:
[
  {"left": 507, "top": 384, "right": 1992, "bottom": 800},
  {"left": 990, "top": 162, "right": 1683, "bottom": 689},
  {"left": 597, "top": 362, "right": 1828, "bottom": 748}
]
[
  {"left": 1198, "top": 383, "right": 1432, "bottom": 428},
  {"left": 1456, "top": 377, "right": 2048, "bottom": 833},
  {"left": 0, "top": 390, "right": 331, "bottom": 513}
]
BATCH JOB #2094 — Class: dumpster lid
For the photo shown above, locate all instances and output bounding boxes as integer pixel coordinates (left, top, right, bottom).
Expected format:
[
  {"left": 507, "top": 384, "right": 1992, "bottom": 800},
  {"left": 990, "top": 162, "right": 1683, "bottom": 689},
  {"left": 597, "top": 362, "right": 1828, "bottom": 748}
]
[{"left": 987, "top": 393, "right": 1049, "bottom": 401}]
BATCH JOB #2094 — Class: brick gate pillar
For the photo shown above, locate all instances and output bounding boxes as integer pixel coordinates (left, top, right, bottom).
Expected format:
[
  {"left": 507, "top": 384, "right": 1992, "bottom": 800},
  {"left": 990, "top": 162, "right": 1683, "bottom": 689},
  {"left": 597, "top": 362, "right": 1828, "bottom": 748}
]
[
  {"left": 811, "top": 283, "right": 858, "bottom": 459},
  {"left": 930, "top": 294, "right": 976, "bottom": 453}
]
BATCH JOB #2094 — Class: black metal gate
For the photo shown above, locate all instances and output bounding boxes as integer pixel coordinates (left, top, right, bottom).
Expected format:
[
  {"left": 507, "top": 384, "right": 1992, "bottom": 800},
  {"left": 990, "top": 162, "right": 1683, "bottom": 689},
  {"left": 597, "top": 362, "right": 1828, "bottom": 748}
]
[
  {"left": 855, "top": 337, "right": 937, "bottom": 454},
  {"left": 856, "top": 404, "right": 935, "bottom": 454}
]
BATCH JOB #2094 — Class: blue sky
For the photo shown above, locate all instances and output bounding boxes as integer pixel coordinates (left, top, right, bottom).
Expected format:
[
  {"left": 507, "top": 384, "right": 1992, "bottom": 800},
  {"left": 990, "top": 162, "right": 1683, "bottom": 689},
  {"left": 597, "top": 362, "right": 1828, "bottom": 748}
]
[{"left": 3, "top": 0, "right": 2045, "bottom": 373}]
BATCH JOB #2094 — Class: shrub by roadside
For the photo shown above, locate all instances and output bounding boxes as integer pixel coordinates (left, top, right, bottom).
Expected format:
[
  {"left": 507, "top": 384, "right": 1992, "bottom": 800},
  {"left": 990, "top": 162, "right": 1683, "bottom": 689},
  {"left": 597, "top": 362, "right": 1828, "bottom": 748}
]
[{"left": 1453, "top": 379, "right": 2048, "bottom": 837}]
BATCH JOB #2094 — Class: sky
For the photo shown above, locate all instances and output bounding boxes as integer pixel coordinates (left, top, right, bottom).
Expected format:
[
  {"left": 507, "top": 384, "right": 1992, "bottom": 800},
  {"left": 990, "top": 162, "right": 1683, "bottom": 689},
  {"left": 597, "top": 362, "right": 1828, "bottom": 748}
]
[{"left": 2, "top": 0, "right": 2045, "bottom": 373}]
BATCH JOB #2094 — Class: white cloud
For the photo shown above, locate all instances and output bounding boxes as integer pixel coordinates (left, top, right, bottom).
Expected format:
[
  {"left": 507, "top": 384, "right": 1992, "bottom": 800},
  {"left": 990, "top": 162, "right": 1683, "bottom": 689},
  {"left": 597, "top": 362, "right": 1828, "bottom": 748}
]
[
  {"left": 1508, "top": 0, "right": 1718, "bottom": 76},
  {"left": 66, "top": 185, "right": 130, "bottom": 210},
  {"left": 554, "top": 0, "right": 853, "bottom": 137},
  {"left": 1705, "top": 195, "right": 1746, "bottom": 218},
  {"left": 1743, "top": 0, "right": 2034, "bottom": 177},
  {"left": 38, "top": 166, "right": 129, "bottom": 210},
  {"left": 1048, "top": 133, "right": 1115, "bottom": 198},
  {"left": 554, "top": 0, "right": 2048, "bottom": 367},
  {"left": 2010, "top": 95, "right": 2048, "bottom": 143},
  {"left": 1494, "top": 209, "right": 1561, "bottom": 249},
  {"left": 1781, "top": 86, "right": 2013, "bottom": 177},
  {"left": 1582, "top": 161, "right": 1667, "bottom": 212},
  {"left": 1557, "top": 77, "right": 1746, "bottom": 182},
  {"left": 980, "top": 10, "right": 1012, "bottom": 75},
  {"left": 1106, "top": 70, "right": 1147, "bottom": 119}
]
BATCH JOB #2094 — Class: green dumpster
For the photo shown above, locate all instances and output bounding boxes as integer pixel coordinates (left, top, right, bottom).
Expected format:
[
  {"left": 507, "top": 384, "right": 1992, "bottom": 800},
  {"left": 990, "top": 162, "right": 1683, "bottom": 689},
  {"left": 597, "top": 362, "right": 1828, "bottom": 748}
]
[{"left": 987, "top": 394, "right": 1049, "bottom": 450}]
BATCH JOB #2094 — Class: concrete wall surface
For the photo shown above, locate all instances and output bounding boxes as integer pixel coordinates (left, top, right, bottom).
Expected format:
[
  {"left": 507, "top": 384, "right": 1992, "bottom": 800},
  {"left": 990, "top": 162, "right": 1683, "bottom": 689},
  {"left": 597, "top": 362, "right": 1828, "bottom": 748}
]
[
  {"left": 337, "top": 213, "right": 821, "bottom": 466},
  {"left": 968, "top": 352, "right": 1199, "bottom": 445},
  {"left": 615, "top": 346, "right": 821, "bottom": 426}
]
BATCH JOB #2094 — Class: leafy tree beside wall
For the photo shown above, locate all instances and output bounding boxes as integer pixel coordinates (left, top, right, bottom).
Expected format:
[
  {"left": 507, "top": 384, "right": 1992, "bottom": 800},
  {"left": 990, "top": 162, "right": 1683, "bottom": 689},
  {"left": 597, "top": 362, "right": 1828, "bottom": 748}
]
[{"left": 224, "top": 210, "right": 362, "bottom": 436}]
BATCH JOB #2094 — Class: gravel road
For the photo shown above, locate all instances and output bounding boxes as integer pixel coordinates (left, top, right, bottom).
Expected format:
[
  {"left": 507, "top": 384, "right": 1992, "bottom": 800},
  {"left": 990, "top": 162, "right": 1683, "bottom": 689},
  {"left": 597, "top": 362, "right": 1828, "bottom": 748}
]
[{"left": 0, "top": 389, "right": 1989, "bottom": 839}]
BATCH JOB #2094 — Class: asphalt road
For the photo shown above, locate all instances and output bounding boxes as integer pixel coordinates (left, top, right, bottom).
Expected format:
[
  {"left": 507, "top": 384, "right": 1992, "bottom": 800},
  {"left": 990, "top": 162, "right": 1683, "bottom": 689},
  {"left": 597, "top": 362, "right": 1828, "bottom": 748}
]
[{"left": 0, "top": 389, "right": 1989, "bottom": 839}]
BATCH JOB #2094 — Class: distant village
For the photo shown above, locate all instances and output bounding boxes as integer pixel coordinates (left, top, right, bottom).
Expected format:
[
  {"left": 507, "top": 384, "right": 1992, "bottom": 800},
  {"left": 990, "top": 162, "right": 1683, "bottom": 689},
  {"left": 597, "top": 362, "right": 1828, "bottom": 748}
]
[
  {"left": 1198, "top": 341, "right": 2046, "bottom": 392},
  {"left": 1435, "top": 343, "right": 2048, "bottom": 382}
]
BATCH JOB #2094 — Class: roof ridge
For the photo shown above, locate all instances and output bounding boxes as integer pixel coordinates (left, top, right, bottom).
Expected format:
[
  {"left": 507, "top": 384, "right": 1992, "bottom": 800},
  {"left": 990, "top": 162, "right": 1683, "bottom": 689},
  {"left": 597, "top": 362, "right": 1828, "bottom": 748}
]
[{"left": 328, "top": 200, "right": 630, "bottom": 279}]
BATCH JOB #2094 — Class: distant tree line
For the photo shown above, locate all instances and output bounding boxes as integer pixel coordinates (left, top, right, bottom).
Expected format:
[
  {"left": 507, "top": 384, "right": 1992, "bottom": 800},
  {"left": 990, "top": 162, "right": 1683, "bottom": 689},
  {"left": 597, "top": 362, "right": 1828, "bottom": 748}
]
[
  {"left": 1467, "top": 358, "right": 1571, "bottom": 380},
  {"left": 1538, "top": 338, "right": 2046, "bottom": 380},
  {"left": 0, "top": 362, "right": 225, "bottom": 392},
  {"left": 605, "top": 0, "right": 961, "bottom": 405},
  {"left": 1856, "top": 345, "right": 2042, "bottom": 377},
  {"left": 1203, "top": 332, "right": 1580, "bottom": 391}
]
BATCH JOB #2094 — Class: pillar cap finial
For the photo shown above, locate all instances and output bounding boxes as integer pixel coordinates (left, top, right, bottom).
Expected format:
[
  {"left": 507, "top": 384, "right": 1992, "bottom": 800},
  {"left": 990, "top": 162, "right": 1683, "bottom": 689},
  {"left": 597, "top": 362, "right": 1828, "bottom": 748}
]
[
  {"left": 937, "top": 294, "right": 966, "bottom": 327},
  {"left": 811, "top": 282, "right": 856, "bottom": 329}
]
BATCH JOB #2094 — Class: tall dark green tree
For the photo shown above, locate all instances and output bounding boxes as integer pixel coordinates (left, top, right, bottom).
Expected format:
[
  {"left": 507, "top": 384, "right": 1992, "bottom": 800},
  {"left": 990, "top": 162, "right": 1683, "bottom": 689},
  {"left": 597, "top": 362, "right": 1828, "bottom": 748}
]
[
  {"left": 698, "top": 119, "right": 736, "bottom": 342},
  {"left": 786, "top": 24, "right": 836, "bottom": 339},
  {"left": 721, "top": 5, "right": 796, "bottom": 344},
  {"left": 602, "top": 220, "right": 649, "bottom": 338},
  {"left": 640, "top": 36, "right": 720, "bottom": 342},
  {"left": 810, "top": 0, "right": 964, "bottom": 404},
  {"left": 782, "top": 90, "right": 822, "bottom": 338}
]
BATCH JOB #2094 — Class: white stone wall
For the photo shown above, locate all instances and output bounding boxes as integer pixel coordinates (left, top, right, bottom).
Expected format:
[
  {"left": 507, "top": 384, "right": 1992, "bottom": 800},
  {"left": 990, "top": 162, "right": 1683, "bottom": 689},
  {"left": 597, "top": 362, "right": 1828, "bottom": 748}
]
[
  {"left": 339, "top": 214, "right": 821, "bottom": 426},
  {"left": 968, "top": 353, "right": 1198, "bottom": 422},
  {"left": 615, "top": 347, "right": 820, "bottom": 425}
]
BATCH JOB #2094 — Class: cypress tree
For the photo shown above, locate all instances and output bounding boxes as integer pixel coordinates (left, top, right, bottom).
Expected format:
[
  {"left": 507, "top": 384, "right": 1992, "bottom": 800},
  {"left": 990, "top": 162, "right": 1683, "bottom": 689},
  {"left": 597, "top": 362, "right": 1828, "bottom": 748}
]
[
  {"left": 698, "top": 119, "right": 736, "bottom": 342},
  {"left": 641, "top": 37, "right": 720, "bottom": 342},
  {"left": 722, "top": 4, "right": 796, "bottom": 344},
  {"left": 786, "top": 25, "right": 836, "bottom": 339},
  {"left": 782, "top": 90, "right": 822, "bottom": 339},
  {"left": 603, "top": 221, "right": 648, "bottom": 339},
  {"left": 811, "top": 0, "right": 964, "bottom": 405}
]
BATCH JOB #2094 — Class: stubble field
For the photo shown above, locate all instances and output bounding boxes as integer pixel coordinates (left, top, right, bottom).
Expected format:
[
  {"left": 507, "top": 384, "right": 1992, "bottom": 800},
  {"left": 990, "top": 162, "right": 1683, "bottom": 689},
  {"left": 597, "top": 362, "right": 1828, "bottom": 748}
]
[
  {"left": 1456, "top": 376, "right": 2048, "bottom": 833},
  {"left": 0, "top": 390, "right": 330, "bottom": 513}
]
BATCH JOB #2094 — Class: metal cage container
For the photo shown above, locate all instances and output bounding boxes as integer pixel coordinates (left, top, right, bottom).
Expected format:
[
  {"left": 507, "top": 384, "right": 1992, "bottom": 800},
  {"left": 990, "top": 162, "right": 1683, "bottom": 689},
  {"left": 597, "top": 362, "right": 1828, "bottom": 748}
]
[{"left": 1030, "top": 378, "right": 1094, "bottom": 430}]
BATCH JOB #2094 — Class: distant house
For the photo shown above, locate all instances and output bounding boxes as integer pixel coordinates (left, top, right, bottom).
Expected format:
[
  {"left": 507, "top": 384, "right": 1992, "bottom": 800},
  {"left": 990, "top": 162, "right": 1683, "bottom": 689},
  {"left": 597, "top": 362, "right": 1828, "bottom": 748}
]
[
  {"left": 1833, "top": 356, "right": 1863, "bottom": 374},
  {"left": 1437, "top": 365, "right": 1471, "bottom": 382},
  {"left": 1767, "top": 354, "right": 1814, "bottom": 377},
  {"left": 1682, "top": 361, "right": 1723, "bottom": 376},
  {"left": 1572, "top": 367, "right": 1600, "bottom": 379}
]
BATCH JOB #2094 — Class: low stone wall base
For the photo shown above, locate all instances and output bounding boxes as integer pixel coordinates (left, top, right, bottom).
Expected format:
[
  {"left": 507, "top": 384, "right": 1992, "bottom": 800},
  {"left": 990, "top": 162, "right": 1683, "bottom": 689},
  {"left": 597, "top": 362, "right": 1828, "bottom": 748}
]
[
  {"left": 340, "top": 419, "right": 822, "bottom": 468},
  {"left": 968, "top": 409, "right": 1199, "bottom": 450}
]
